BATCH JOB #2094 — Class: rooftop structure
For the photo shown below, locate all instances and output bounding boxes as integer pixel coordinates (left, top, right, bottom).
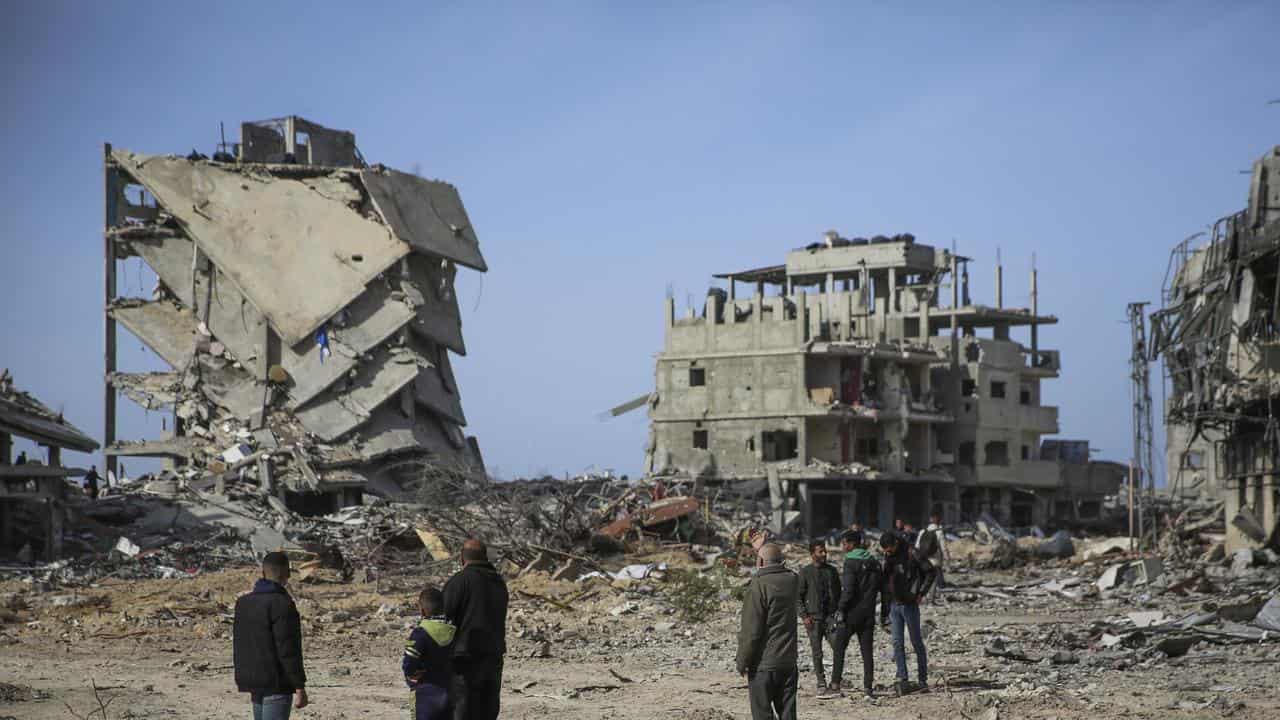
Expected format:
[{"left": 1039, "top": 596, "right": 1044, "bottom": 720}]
[
  {"left": 1151, "top": 145, "right": 1280, "bottom": 551},
  {"left": 647, "top": 232, "right": 1123, "bottom": 536},
  {"left": 103, "top": 116, "right": 485, "bottom": 513}
]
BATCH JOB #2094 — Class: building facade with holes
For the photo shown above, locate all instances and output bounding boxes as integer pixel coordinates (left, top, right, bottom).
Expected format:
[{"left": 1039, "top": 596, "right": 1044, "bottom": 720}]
[{"left": 646, "top": 233, "right": 1124, "bottom": 536}]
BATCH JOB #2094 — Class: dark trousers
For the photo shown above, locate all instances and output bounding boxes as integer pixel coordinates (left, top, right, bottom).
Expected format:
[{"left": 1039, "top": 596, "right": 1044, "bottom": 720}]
[
  {"left": 450, "top": 655, "right": 502, "bottom": 720},
  {"left": 831, "top": 621, "right": 875, "bottom": 690},
  {"left": 413, "top": 683, "right": 450, "bottom": 720},
  {"left": 804, "top": 620, "right": 832, "bottom": 684},
  {"left": 747, "top": 667, "right": 797, "bottom": 720}
]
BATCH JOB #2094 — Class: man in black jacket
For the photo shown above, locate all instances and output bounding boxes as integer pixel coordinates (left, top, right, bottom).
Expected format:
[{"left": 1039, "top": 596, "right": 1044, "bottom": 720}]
[
  {"left": 443, "top": 538, "right": 509, "bottom": 720},
  {"left": 233, "top": 552, "right": 309, "bottom": 719},
  {"left": 879, "top": 532, "right": 937, "bottom": 695},
  {"left": 831, "top": 530, "right": 881, "bottom": 698},
  {"left": 795, "top": 539, "right": 839, "bottom": 693},
  {"left": 736, "top": 543, "right": 799, "bottom": 720}
]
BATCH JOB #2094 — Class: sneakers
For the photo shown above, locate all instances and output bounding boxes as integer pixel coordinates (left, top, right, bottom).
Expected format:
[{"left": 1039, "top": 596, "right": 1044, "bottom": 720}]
[
  {"left": 826, "top": 680, "right": 842, "bottom": 694},
  {"left": 893, "top": 680, "right": 907, "bottom": 697},
  {"left": 917, "top": 681, "right": 930, "bottom": 694},
  {"left": 863, "top": 687, "right": 875, "bottom": 700},
  {"left": 815, "top": 677, "right": 827, "bottom": 694}
]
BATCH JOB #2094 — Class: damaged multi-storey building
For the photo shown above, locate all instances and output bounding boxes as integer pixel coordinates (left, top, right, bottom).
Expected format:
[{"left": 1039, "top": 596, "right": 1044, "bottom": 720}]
[
  {"left": 646, "top": 233, "right": 1126, "bottom": 536},
  {"left": 1152, "top": 145, "right": 1280, "bottom": 552},
  {"left": 103, "top": 116, "right": 485, "bottom": 513}
]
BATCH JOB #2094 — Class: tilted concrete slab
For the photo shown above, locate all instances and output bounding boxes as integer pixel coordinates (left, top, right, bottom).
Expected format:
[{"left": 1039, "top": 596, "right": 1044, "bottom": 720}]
[
  {"left": 294, "top": 351, "right": 420, "bottom": 441},
  {"left": 405, "top": 253, "right": 465, "bottom": 355},
  {"left": 110, "top": 300, "right": 196, "bottom": 369},
  {"left": 362, "top": 168, "right": 487, "bottom": 272},
  {"left": 112, "top": 150, "right": 410, "bottom": 346},
  {"left": 125, "top": 231, "right": 417, "bottom": 409},
  {"left": 284, "top": 280, "right": 416, "bottom": 409},
  {"left": 414, "top": 344, "right": 466, "bottom": 427}
]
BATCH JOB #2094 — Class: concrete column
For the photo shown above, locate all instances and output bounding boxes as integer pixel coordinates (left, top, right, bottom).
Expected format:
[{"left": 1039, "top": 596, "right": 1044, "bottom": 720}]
[
  {"left": 45, "top": 500, "right": 63, "bottom": 561},
  {"left": 728, "top": 276, "right": 736, "bottom": 302},
  {"left": 1031, "top": 268, "right": 1039, "bottom": 359},
  {"left": 754, "top": 291, "right": 764, "bottom": 325},
  {"left": 767, "top": 466, "right": 785, "bottom": 534},
  {"left": 665, "top": 297, "right": 676, "bottom": 329},
  {"left": 798, "top": 481, "right": 812, "bottom": 537},
  {"left": 840, "top": 291, "right": 852, "bottom": 340},
  {"left": 998, "top": 488, "right": 1013, "bottom": 526},
  {"left": 104, "top": 145, "right": 119, "bottom": 482},
  {"left": 888, "top": 268, "right": 898, "bottom": 314},
  {"left": 877, "top": 483, "right": 894, "bottom": 530},
  {"left": 0, "top": 431, "right": 10, "bottom": 465},
  {"left": 1225, "top": 481, "right": 1246, "bottom": 551},
  {"left": 796, "top": 292, "right": 808, "bottom": 343},
  {"left": 996, "top": 260, "right": 1004, "bottom": 309},
  {"left": 0, "top": 501, "right": 12, "bottom": 550},
  {"left": 1264, "top": 474, "right": 1278, "bottom": 542}
]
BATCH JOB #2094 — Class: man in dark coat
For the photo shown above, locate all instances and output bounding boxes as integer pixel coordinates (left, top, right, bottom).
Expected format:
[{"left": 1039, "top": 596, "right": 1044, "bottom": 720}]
[
  {"left": 736, "top": 543, "right": 799, "bottom": 720},
  {"left": 443, "top": 538, "right": 509, "bottom": 720},
  {"left": 795, "top": 539, "right": 839, "bottom": 693},
  {"left": 233, "top": 552, "right": 309, "bottom": 719},
  {"left": 879, "top": 532, "right": 937, "bottom": 695},
  {"left": 831, "top": 530, "right": 882, "bottom": 697}
]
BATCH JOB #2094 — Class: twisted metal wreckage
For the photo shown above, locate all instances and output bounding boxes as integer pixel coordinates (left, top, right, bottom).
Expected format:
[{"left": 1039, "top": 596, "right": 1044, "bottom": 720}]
[
  {"left": 103, "top": 117, "right": 486, "bottom": 513},
  {"left": 1151, "top": 144, "right": 1280, "bottom": 551}
]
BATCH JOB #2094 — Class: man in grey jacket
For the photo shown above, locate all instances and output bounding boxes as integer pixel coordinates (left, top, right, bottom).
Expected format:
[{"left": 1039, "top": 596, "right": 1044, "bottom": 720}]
[{"left": 736, "top": 543, "right": 799, "bottom": 720}]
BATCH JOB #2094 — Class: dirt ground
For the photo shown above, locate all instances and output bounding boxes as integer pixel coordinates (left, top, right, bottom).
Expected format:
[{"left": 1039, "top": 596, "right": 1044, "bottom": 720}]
[{"left": 3, "top": 559, "right": 1278, "bottom": 720}]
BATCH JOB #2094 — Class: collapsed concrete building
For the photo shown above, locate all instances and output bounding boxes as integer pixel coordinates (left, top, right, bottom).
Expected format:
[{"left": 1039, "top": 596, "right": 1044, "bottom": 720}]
[
  {"left": 0, "top": 370, "right": 99, "bottom": 560},
  {"left": 103, "top": 116, "right": 485, "bottom": 513},
  {"left": 646, "top": 233, "right": 1125, "bottom": 536},
  {"left": 1152, "top": 145, "right": 1280, "bottom": 552}
]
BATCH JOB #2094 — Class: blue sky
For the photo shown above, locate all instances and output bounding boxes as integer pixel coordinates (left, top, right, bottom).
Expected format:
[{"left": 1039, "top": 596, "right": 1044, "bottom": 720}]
[{"left": 2, "top": 2, "right": 1276, "bottom": 481}]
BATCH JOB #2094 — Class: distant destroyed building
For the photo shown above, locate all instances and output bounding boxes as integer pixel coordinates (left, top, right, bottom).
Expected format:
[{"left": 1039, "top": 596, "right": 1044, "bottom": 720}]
[
  {"left": 103, "top": 116, "right": 485, "bottom": 513},
  {"left": 0, "top": 370, "right": 99, "bottom": 560},
  {"left": 646, "top": 233, "right": 1125, "bottom": 536},
  {"left": 1152, "top": 145, "right": 1280, "bottom": 552}
]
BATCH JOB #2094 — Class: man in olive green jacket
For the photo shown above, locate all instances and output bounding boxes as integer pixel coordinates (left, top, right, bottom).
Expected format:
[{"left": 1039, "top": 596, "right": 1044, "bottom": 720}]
[{"left": 735, "top": 543, "right": 799, "bottom": 720}]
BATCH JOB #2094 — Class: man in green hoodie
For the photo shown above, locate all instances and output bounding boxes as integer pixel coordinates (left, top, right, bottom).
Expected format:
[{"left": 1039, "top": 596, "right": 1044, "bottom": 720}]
[
  {"left": 736, "top": 543, "right": 799, "bottom": 720},
  {"left": 403, "top": 586, "right": 456, "bottom": 719},
  {"left": 831, "top": 530, "right": 882, "bottom": 698}
]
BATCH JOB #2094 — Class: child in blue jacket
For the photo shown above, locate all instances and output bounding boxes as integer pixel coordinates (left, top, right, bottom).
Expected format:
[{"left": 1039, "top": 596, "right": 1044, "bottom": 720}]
[{"left": 403, "top": 586, "right": 456, "bottom": 719}]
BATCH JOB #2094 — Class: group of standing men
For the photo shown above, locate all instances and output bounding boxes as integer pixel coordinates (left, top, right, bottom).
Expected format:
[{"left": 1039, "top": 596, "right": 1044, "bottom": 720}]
[
  {"left": 231, "top": 538, "right": 509, "bottom": 720},
  {"left": 735, "top": 514, "right": 946, "bottom": 720}
]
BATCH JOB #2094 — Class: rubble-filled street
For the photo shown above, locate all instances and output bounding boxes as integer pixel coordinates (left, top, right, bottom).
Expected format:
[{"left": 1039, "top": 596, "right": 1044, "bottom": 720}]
[{"left": 2, "top": 479, "right": 1278, "bottom": 720}]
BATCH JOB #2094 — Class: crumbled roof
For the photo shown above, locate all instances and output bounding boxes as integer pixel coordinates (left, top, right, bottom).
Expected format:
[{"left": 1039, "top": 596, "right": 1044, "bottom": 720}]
[{"left": 0, "top": 369, "right": 99, "bottom": 453}]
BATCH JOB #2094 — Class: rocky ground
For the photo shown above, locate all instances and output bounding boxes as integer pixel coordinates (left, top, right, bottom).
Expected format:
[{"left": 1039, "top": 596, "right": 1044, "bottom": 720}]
[{"left": 3, "top": 543, "right": 1279, "bottom": 720}]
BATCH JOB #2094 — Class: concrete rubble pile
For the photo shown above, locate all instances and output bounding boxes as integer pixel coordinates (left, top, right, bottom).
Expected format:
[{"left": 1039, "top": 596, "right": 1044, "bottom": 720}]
[{"left": 104, "top": 116, "right": 485, "bottom": 520}]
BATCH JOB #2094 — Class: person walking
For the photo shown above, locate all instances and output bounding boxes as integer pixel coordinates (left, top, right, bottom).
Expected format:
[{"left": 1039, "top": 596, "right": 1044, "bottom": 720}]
[
  {"left": 735, "top": 543, "right": 799, "bottom": 720},
  {"left": 795, "top": 539, "right": 839, "bottom": 693},
  {"left": 879, "top": 533, "right": 937, "bottom": 696},
  {"left": 233, "top": 552, "right": 309, "bottom": 719},
  {"left": 831, "top": 530, "right": 881, "bottom": 698},
  {"left": 83, "top": 465, "right": 101, "bottom": 500},
  {"left": 443, "top": 538, "right": 509, "bottom": 720},
  {"left": 916, "top": 512, "right": 949, "bottom": 595}
]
